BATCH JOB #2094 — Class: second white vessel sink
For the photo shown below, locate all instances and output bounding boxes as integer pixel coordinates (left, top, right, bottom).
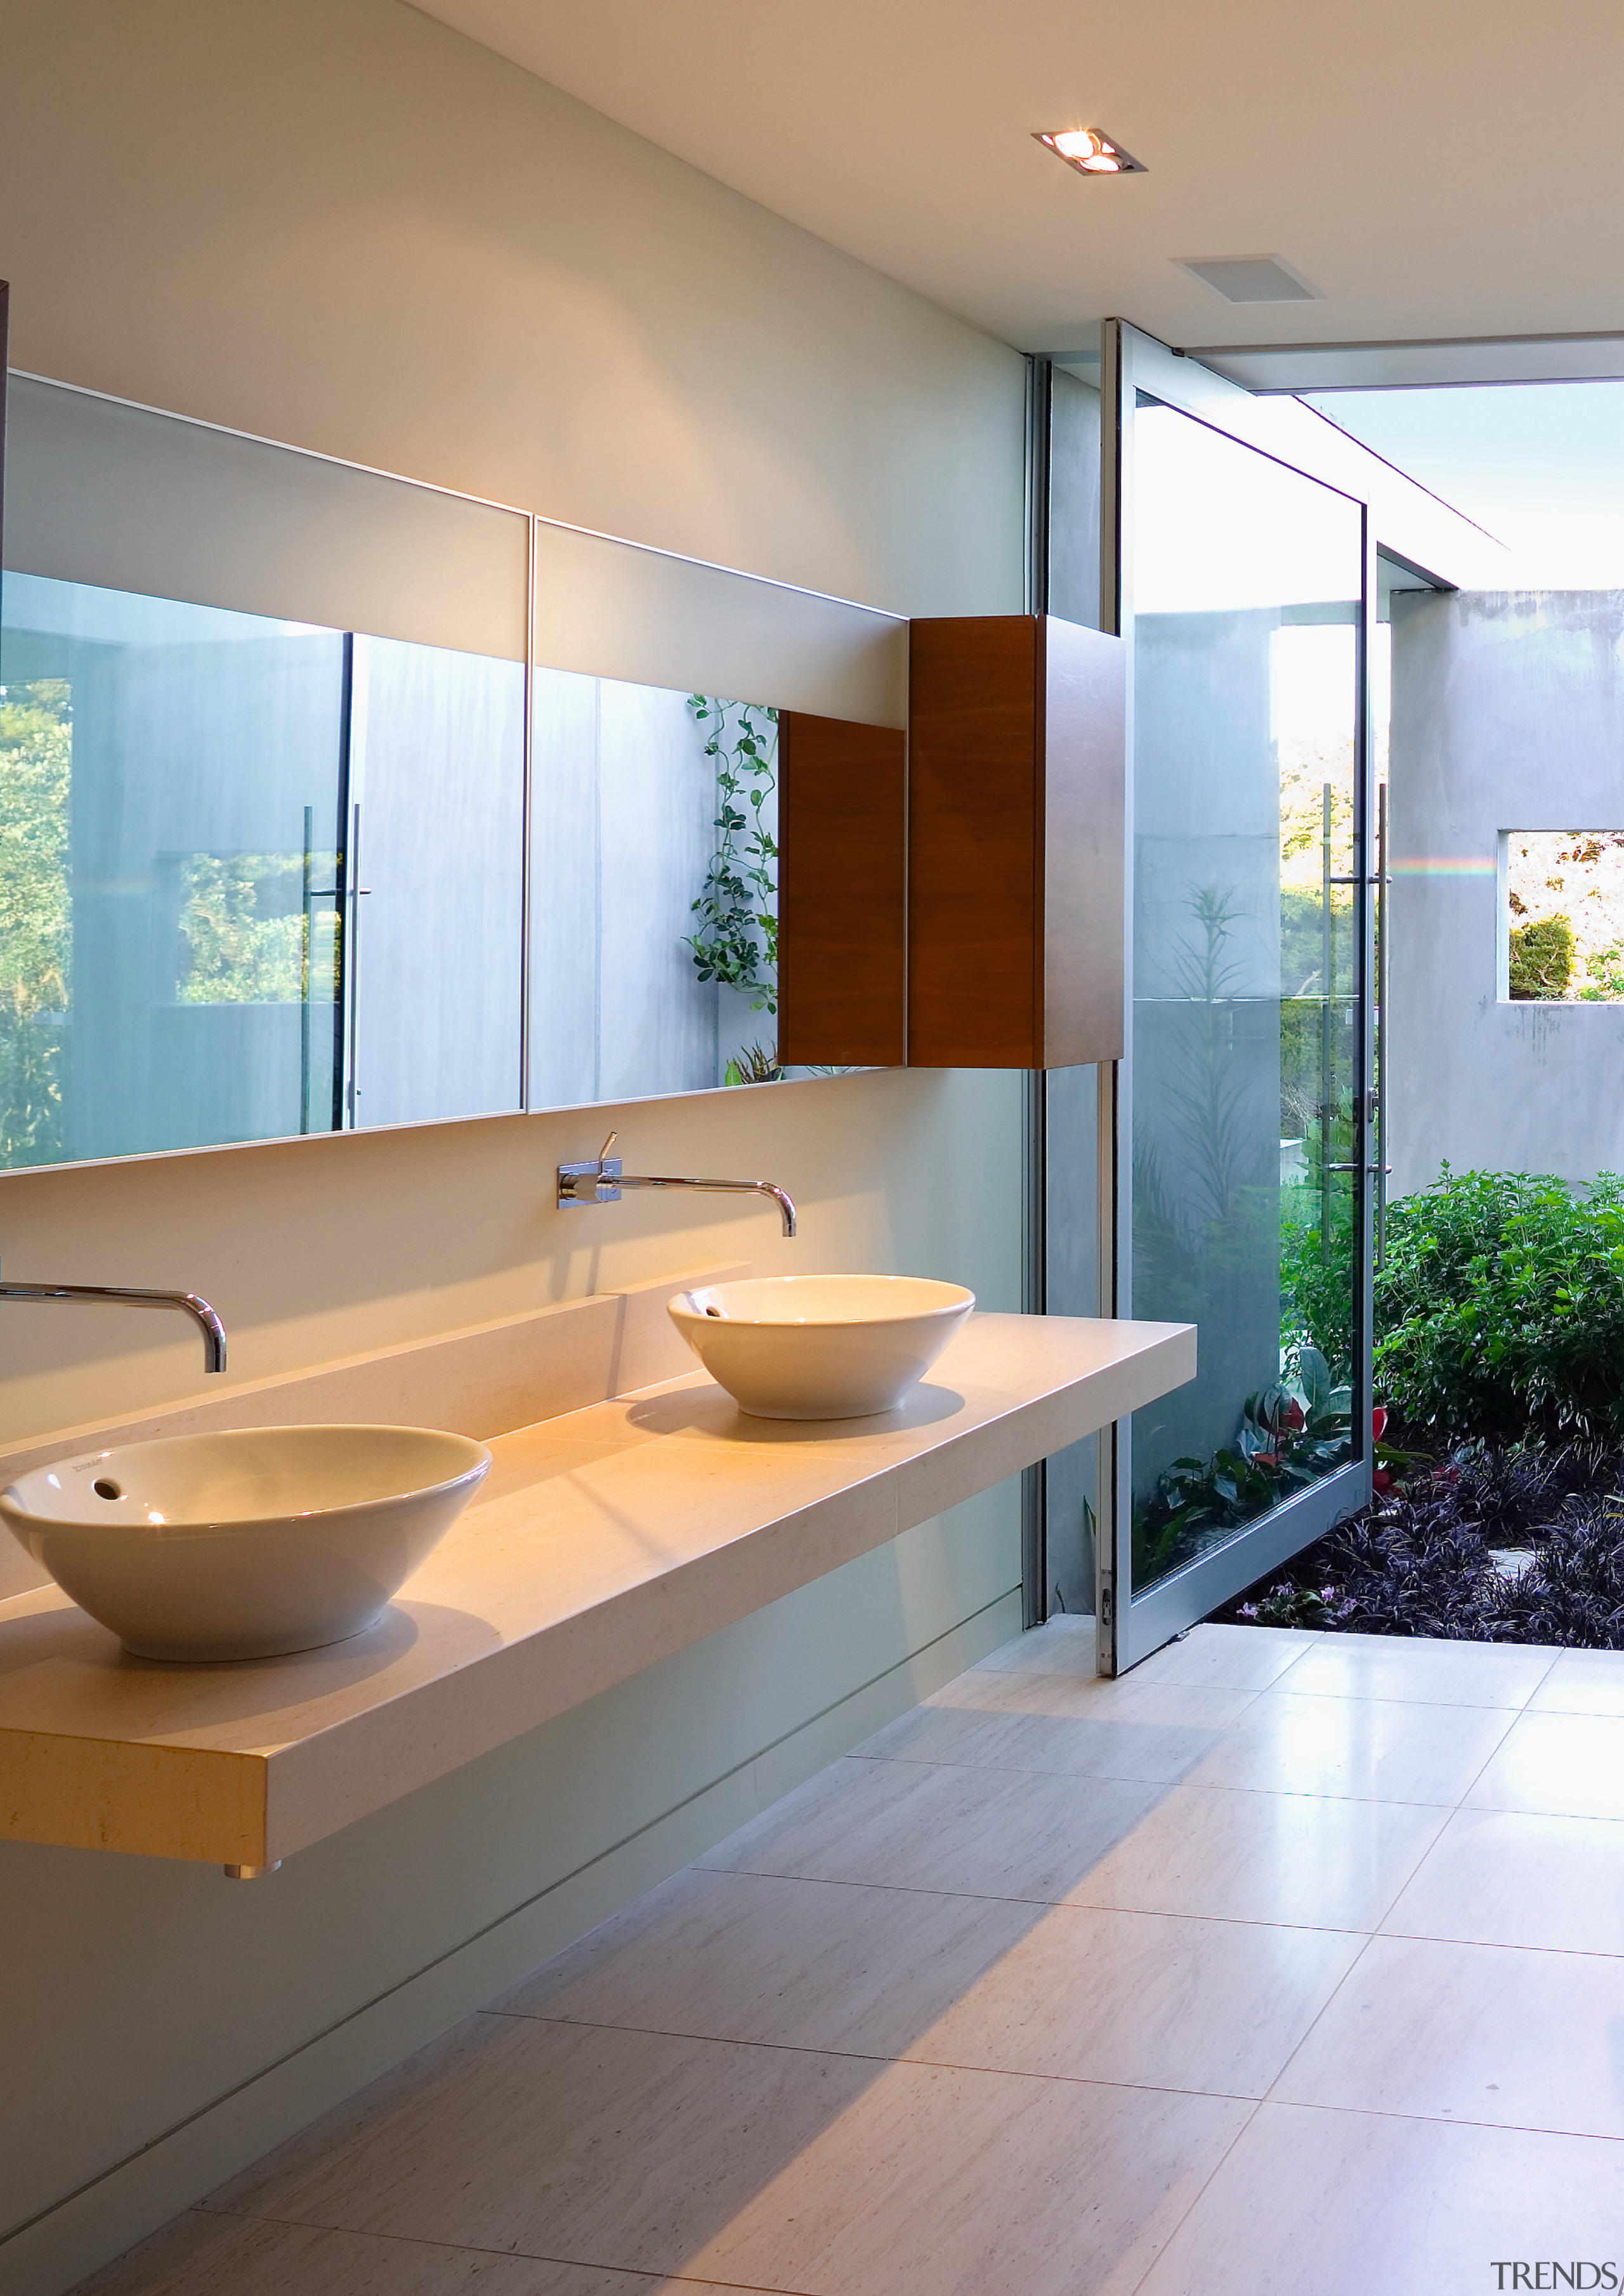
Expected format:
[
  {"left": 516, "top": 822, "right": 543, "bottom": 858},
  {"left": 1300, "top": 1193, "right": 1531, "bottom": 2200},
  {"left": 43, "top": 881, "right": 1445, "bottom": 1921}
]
[
  {"left": 1, "top": 1425, "right": 491, "bottom": 1662},
  {"left": 668, "top": 1274, "right": 974, "bottom": 1419}
]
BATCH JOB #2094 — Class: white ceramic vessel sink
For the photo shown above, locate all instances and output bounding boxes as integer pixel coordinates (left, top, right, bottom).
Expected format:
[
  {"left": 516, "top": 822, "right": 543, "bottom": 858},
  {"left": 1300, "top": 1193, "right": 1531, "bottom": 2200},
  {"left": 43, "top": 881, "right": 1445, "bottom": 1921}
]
[
  {"left": 1, "top": 1425, "right": 491, "bottom": 1662},
  {"left": 669, "top": 1274, "right": 974, "bottom": 1419}
]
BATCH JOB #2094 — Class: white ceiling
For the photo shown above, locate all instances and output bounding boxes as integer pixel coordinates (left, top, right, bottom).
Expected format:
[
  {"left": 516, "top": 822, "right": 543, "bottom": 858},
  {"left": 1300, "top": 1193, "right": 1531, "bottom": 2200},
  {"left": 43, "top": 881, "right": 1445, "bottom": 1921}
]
[{"left": 409, "top": 0, "right": 1624, "bottom": 359}]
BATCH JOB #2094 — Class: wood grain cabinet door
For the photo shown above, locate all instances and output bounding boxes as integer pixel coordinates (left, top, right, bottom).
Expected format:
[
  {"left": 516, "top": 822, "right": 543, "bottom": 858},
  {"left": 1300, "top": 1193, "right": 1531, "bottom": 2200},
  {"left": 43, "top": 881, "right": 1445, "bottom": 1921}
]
[
  {"left": 777, "top": 710, "right": 907, "bottom": 1067},
  {"left": 908, "top": 614, "right": 1125, "bottom": 1068}
]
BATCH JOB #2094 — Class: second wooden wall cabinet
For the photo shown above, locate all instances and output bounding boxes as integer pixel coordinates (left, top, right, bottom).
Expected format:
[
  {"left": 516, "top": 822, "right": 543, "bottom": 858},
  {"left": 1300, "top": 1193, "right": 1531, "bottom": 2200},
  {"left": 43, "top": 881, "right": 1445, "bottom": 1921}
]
[{"left": 907, "top": 615, "right": 1127, "bottom": 1069}]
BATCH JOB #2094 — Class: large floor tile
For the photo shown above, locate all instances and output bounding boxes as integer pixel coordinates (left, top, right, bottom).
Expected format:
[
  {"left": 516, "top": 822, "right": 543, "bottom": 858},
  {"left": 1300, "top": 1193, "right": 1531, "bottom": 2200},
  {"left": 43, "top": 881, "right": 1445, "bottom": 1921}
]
[
  {"left": 212, "top": 2014, "right": 1253, "bottom": 2296},
  {"left": 1279, "top": 1633, "right": 1554, "bottom": 1709},
  {"left": 695, "top": 1751, "right": 1167, "bottom": 1902},
  {"left": 934, "top": 1665, "right": 1259, "bottom": 1730},
  {"left": 903, "top": 1903, "right": 1363, "bottom": 2098},
  {"left": 971, "top": 1616, "right": 1098, "bottom": 1676},
  {"left": 1528, "top": 1649, "right": 1624, "bottom": 1716},
  {"left": 854, "top": 1694, "right": 1235, "bottom": 1785},
  {"left": 75, "top": 2211, "right": 712, "bottom": 2294},
  {"left": 1383, "top": 1806, "right": 1624, "bottom": 1955},
  {"left": 1066, "top": 1780, "right": 1448, "bottom": 1929},
  {"left": 1125, "top": 1624, "right": 1323, "bottom": 1695},
  {"left": 494, "top": 1867, "right": 1039, "bottom": 2057},
  {"left": 1466, "top": 1709, "right": 1624, "bottom": 1819},
  {"left": 1186, "top": 1688, "right": 1515, "bottom": 1804},
  {"left": 496, "top": 1872, "right": 1356, "bottom": 2103},
  {"left": 1132, "top": 2100, "right": 1624, "bottom": 2296},
  {"left": 1273, "top": 1931, "right": 1624, "bottom": 2137}
]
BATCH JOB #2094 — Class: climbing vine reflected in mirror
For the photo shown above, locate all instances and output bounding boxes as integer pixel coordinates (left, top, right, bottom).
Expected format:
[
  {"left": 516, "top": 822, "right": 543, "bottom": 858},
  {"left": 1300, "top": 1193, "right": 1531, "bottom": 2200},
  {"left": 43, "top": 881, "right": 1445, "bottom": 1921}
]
[
  {"left": 528, "top": 668, "right": 851, "bottom": 1107},
  {"left": 683, "top": 695, "right": 780, "bottom": 1085}
]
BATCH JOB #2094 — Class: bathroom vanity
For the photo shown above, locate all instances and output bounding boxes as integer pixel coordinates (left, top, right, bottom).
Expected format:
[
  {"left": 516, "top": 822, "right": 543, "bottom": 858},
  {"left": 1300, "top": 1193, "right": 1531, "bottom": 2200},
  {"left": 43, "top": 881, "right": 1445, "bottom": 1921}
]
[{"left": 0, "top": 1283, "right": 1192, "bottom": 1871}]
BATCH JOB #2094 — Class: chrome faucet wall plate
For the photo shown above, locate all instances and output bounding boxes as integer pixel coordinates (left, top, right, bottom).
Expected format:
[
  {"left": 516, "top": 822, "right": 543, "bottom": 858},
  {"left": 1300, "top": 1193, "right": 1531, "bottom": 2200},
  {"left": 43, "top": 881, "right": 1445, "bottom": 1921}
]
[{"left": 553, "top": 1132, "right": 796, "bottom": 1236}]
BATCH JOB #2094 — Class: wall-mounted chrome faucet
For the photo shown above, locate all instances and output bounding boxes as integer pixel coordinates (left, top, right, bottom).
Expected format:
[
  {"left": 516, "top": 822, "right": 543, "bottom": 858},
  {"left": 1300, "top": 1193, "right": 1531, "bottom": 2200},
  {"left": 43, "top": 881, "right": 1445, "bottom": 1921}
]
[
  {"left": 558, "top": 1133, "right": 796, "bottom": 1237},
  {"left": 0, "top": 1262, "right": 228, "bottom": 1373}
]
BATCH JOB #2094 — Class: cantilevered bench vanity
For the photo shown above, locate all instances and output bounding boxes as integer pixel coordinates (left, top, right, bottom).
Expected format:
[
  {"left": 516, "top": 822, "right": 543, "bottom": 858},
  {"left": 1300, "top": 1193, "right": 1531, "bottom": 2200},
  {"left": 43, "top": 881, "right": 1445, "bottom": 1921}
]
[{"left": 0, "top": 1271, "right": 1193, "bottom": 1872}]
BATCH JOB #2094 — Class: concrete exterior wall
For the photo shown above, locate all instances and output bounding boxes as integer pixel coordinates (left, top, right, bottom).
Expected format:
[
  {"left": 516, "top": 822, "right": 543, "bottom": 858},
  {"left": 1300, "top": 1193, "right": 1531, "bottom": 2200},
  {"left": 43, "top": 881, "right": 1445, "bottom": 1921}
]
[
  {"left": 0, "top": 5, "right": 1028, "bottom": 2290},
  {"left": 1389, "top": 590, "right": 1624, "bottom": 1193}
]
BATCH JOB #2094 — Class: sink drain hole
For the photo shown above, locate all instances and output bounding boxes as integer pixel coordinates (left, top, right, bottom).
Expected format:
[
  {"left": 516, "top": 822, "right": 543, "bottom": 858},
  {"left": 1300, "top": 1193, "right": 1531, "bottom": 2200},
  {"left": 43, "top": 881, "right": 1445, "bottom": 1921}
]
[{"left": 93, "top": 1477, "right": 123, "bottom": 1501}]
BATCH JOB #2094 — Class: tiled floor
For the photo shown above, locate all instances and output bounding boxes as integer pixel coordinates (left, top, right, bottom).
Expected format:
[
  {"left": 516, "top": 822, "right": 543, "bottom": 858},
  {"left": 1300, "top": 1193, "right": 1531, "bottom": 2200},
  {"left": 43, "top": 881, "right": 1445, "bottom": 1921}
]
[{"left": 80, "top": 1622, "right": 1624, "bottom": 2296}]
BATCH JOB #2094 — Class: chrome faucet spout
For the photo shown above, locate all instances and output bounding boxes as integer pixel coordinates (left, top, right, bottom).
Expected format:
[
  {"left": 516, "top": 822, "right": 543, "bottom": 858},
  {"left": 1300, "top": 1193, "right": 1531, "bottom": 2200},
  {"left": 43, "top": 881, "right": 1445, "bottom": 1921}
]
[
  {"left": 619, "top": 1173, "right": 797, "bottom": 1237},
  {"left": 0, "top": 1272, "right": 228, "bottom": 1373},
  {"left": 557, "top": 1134, "right": 796, "bottom": 1236}
]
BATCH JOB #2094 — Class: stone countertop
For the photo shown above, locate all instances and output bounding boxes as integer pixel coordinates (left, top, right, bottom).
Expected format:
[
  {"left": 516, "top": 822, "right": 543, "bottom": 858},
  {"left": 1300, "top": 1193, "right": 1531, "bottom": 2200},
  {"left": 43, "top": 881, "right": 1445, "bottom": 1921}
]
[{"left": 0, "top": 1310, "right": 1195, "bottom": 1868}]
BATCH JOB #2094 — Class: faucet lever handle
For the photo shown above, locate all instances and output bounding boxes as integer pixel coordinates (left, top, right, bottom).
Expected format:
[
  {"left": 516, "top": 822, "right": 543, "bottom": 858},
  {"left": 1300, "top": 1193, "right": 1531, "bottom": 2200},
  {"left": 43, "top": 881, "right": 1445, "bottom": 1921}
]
[{"left": 558, "top": 1135, "right": 623, "bottom": 1210}]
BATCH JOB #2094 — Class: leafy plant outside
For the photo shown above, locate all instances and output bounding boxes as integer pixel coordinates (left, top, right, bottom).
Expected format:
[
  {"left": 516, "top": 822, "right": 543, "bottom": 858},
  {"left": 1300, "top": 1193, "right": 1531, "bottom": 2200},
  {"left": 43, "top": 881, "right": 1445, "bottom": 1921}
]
[
  {"left": 1580, "top": 941, "right": 1624, "bottom": 1001},
  {"left": 1132, "top": 1342, "right": 1352, "bottom": 1586},
  {"left": 1373, "top": 1166, "right": 1624, "bottom": 1443},
  {"left": 1509, "top": 913, "right": 1575, "bottom": 1000},
  {"left": 1221, "top": 1438, "right": 1624, "bottom": 1649}
]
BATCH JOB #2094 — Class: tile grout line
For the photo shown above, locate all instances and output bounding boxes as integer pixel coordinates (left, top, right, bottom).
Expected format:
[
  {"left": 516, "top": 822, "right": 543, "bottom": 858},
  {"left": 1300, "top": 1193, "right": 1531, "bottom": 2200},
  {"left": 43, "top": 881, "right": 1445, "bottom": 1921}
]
[
  {"left": 502, "top": 1865, "right": 1380, "bottom": 1935},
  {"left": 1050, "top": 1640, "right": 1316, "bottom": 2293},
  {"left": 1118, "top": 2084, "right": 1624, "bottom": 2296},
  {"left": 1241, "top": 2091, "right": 1624, "bottom": 2145},
  {"left": 1104, "top": 1650, "right": 1606, "bottom": 2285},
  {"left": 0, "top": 1602, "right": 1024, "bottom": 2271},
  {"left": 848, "top": 1744, "right": 1486, "bottom": 1813},
  {"left": 1252, "top": 1672, "right": 1540, "bottom": 2113},
  {"left": 468, "top": 2006, "right": 1305, "bottom": 2106},
  {"left": 188, "top": 2205, "right": 822, "bottom": 2295},
  {"left": 1436, "top": 1645, "right": 1562, "bottom": 1822},
  {"left": 1117, "top": 2097, "right": 1267, "bottom": 2296},
  {"left": 688, "top": 1849, "right": 1419, "bottom": 1930}
]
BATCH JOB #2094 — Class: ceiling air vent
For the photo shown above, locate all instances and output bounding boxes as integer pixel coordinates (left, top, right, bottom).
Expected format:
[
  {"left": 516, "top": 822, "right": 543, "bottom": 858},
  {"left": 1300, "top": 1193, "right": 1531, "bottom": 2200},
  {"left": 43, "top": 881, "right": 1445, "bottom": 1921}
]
[{"left": 1175, "top": 255, "right": 1321, "bottom": 304}]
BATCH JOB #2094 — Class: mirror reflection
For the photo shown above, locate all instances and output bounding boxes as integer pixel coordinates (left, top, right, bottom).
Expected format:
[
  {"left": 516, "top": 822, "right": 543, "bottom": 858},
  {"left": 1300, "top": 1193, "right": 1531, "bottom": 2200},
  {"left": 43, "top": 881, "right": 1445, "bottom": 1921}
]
[
  {"left": 530, "top": 675, "right": 783, "bottom": 1106},
  {"left": 0, "top": 570, "right": 525, "bottom": 1166}
]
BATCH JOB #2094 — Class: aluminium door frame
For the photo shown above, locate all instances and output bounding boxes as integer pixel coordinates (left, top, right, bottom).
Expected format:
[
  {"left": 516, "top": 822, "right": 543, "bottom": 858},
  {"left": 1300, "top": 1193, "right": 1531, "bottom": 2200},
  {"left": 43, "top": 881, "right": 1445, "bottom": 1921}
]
[{"left": 1094, "top": 320, "right": 1378, "bottom": 1673}]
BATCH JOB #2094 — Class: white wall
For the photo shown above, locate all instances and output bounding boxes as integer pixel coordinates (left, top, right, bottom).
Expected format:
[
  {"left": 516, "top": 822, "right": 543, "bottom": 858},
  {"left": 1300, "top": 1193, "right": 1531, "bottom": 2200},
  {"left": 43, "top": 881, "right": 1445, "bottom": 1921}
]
[
  {"left": 0, "top": 4, "right": 1028, "bottom": 2288},
  {"left": 1389, "top": 590, "right": 1624, "bottom": 1192}
]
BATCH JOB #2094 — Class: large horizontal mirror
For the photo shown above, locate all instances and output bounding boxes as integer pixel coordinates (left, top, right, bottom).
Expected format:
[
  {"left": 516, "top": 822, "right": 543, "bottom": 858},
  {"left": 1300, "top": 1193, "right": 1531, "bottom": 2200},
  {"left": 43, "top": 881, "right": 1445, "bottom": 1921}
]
[{"left": 0, "top": 375, "right": 903, "bottom": 1173}]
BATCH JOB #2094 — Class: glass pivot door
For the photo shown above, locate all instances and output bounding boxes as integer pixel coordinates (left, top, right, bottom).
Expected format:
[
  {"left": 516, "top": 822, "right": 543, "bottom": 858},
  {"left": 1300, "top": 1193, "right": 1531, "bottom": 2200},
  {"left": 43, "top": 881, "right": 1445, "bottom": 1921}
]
[{"left": 1097, "top": 327, "right": 1377, "bottom": 1673}]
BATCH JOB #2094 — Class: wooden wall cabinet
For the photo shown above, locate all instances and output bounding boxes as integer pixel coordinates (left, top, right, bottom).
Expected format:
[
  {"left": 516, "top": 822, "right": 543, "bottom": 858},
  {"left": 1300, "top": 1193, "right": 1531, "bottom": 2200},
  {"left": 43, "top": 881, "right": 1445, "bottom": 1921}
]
[
  {"left": 777, "top": 709, "right": 907, "bottom": 1066},
  {"left": 907, "top": 615, "right": 1126, "bottom": 1069}
]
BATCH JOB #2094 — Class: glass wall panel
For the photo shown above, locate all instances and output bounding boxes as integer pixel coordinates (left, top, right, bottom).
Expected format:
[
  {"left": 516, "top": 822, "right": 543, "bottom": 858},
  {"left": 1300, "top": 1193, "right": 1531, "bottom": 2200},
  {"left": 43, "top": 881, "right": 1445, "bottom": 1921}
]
[
  {"left": 1041, "top": 360, "right": 1106, "bottom": 1617},
  {"left": 1129, "top": 401, "right": 1363, "bottom": 1595}
]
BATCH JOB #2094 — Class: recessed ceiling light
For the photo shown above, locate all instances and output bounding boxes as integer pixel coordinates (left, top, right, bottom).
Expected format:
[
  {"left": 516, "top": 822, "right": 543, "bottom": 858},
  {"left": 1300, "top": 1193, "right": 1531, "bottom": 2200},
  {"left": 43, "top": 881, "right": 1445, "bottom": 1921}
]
[{"left": 1035, "top": 128, "right": 1146, "bottom": 178}]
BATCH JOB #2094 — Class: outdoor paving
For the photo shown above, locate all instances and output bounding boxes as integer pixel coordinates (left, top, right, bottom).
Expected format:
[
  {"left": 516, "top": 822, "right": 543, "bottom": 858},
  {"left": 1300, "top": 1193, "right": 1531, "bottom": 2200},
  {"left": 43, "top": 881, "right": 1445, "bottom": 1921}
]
[{"left": 78, "top": 1621, "right": 1624, "bottom": 2296}]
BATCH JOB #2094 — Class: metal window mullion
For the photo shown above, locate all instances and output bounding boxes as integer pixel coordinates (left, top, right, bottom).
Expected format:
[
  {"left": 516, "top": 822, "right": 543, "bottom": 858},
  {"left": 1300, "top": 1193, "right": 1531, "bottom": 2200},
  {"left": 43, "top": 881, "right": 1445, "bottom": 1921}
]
[
  {"left": 1021, "top": 353, "right": 1055, "bottom": 1627},
  {"left": 1096, "top": 319, "right": 1136, "bottom": 1674},
  {"left": 1352, "top": 511, "right": 1379, "bottom": 1492}
]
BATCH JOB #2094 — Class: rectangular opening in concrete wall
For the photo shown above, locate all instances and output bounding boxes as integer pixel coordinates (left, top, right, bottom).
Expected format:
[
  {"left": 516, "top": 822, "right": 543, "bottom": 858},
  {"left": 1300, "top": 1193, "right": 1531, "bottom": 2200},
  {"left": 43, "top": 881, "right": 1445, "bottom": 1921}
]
[{"left": 1500, "top": 830, "right": 1624, "bottom": 1002}]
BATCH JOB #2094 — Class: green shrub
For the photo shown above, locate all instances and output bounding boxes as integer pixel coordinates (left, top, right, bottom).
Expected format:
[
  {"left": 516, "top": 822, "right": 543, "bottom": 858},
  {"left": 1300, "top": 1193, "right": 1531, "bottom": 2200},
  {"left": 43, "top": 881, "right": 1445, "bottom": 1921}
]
[
  {"left": 1509, "top": 915, "right": 1575, "bottom": 1000},
  {"left": 1375, "top": 1166, "right": 1624, "bottom": 1440},
  {"left": 1281, "top": 1192, "right": 1354, "bottom": 1382}
]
